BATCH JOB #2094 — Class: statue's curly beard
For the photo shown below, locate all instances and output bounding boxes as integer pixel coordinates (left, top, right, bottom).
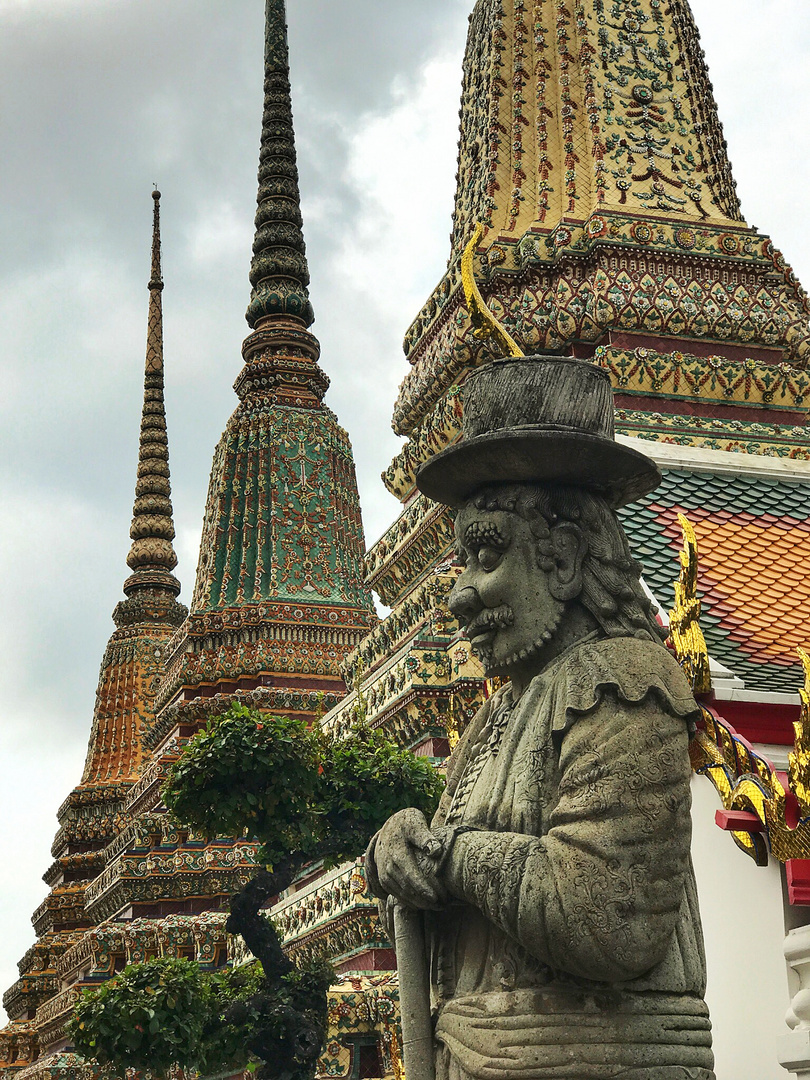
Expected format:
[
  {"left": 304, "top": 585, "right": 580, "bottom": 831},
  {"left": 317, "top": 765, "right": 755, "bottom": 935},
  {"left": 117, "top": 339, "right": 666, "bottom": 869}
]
[{"left": 466, "top": 603, "right": 565, "bottom": 674}]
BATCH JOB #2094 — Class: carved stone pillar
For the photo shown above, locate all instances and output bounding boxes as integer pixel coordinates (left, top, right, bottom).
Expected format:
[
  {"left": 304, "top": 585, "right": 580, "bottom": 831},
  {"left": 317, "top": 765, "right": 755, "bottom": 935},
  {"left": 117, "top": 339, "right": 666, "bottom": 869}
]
[{"left": 780, "top": 926, "right": 810, "bottom": 1077}]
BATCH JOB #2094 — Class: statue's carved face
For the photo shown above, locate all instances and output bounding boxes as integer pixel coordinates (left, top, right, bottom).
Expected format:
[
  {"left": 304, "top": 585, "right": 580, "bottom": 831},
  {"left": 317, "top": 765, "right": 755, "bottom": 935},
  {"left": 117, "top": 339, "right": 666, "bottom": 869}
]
[{"left": 449, "top": 506, "right": 579, "bottom": 676}]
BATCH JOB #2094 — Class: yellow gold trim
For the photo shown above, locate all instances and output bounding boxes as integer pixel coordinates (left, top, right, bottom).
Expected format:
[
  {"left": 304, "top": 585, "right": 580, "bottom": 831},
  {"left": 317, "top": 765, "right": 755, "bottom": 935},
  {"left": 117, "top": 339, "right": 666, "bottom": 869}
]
[
  {"left": 389, "top": 1023, "right": 405, "bottom": 1080},
  {"left": 461, "top": 224, "right": 524, "bottom": 359},
  {"left": 446, "top": 692, "right": 461, "bottom": 752},
  {"left": 669, "top": 517, "right": 810, "bottom": 866},
  {"left": 690, "top": 719, "right": 772, "bottom": 865},
  {"left": 688, "top": 648, "right": 810, "bottom": 866},
  {"left": 668, "top": 514, "right": 711, "bottom": 696},
  {"left": 789, "top": 648, "right": 810, "bottom": 818}
]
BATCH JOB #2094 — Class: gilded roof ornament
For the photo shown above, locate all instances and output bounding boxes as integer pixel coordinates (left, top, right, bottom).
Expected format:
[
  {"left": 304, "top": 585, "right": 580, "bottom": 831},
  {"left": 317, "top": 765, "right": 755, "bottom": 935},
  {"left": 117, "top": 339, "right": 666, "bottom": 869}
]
[
  {"left": 690, "top": 687, "right": 810, "bottom": 869},
  {"left": 460, "top": 224, "right": 524, "bottom": 359},
  {"left": 668, "top": 514, "right": 711, "bottom": 696},
  {"left": 788, "top": 648, "right": 810, "bottom": 818},
  {"left": 676, "top": 531, "right": 810, "bottom": 868}
]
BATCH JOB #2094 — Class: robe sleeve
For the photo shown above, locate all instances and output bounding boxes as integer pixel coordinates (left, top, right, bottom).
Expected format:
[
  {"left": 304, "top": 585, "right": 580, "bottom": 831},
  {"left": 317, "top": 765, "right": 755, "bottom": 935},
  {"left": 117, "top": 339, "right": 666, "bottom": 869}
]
[
  {"left": 441, "top": 687, "right": 695, "bottom": 983},
  {"left": 364, "top": 691, "right": 500, "bottom": 901}
]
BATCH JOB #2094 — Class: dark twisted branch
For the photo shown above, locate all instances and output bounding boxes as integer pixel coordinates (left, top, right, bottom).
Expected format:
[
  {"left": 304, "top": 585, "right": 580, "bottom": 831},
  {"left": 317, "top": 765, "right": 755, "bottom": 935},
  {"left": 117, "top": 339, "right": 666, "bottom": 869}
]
[
  {"left": 225, "top": 861, "right": 329, "bottom": 1080},
  {"left": 226, "top": 863, "right": 298, "bottom": 979}
]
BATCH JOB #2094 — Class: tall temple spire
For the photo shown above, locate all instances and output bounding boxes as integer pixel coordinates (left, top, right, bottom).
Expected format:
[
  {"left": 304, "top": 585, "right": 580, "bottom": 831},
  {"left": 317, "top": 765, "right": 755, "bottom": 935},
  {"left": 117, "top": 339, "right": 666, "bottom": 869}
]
[
  {"left": 245, "top": 0, "right": 314, "bottom": 331},
  {"left": 122, "top": 189, "right": 181, "bottom": 603},
  {"left": 87, "top": 190, "right": 186, "bottom": 782},
  {"left": 0, "top": 194, "right": 188, "bottom": 1046},
  {"left": 446, "top": 0, "right": 744, "bottom": 261},
  {"left": 154, "top": 0, "right": 374, "bottom": 724},
  {"left": 235, "top": 0, "right": 326, "bottom": 404}
]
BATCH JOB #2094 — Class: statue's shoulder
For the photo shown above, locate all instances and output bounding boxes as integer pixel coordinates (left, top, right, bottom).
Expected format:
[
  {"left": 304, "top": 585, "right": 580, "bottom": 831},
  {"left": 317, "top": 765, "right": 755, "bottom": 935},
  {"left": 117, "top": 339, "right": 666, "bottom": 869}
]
[{"left": 546, "top": 635, "right": 700, "bottom": 727}]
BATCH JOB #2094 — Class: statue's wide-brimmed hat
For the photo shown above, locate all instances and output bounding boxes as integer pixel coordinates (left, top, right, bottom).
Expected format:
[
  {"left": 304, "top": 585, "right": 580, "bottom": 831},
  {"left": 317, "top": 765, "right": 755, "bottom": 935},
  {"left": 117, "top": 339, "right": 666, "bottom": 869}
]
[{"left": 416, "top": 356, "right": 661, "bottom": 509}]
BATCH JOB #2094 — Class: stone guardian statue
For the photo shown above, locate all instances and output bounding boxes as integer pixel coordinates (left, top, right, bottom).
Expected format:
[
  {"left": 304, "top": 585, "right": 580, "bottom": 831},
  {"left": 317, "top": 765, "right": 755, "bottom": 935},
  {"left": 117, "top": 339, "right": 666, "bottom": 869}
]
[{"left": 366, "top": 357, "right": 715, "bottom": 1080}]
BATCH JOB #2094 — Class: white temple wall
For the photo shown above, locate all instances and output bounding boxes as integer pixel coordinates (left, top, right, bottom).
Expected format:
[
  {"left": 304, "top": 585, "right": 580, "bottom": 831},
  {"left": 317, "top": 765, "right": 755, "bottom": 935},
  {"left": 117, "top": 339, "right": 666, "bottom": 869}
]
[{"left": 692, "top": 776, "right": 789, "bottom": 1080}]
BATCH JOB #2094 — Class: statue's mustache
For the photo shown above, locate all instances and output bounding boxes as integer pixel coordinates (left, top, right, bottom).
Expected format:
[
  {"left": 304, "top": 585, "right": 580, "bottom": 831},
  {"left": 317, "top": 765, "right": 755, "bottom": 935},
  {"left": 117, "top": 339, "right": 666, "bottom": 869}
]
[{"left": 463, "top": 605, "right": 515, "bottom": 639}]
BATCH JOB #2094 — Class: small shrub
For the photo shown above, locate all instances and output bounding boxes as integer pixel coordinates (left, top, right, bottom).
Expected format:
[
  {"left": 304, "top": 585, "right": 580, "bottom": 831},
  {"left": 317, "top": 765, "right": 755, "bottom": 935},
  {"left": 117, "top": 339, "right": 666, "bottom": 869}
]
[
  {"left": 164, "top": 704, "right": 443, "bottom": 871},
  {"left": 68, "top": 958, "right": 217, "bottom": 1077},
  {"left": 71, "top": 704, "right": 445, "bottom": 1079},
  {"left": 318, "top": 726, "right": 445, "bottom": 866}
]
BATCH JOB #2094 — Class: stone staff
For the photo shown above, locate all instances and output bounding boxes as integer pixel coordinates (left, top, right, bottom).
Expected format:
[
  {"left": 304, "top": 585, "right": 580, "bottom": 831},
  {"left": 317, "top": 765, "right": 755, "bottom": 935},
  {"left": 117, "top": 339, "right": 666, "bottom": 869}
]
[{"left": 393, "top": 903, "right": 435, "bottom": 1080}]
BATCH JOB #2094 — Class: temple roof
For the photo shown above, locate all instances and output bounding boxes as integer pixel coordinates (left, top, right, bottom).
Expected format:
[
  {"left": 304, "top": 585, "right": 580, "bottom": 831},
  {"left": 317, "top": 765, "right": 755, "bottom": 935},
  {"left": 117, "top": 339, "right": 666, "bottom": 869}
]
[{"left": 620, "top": 468, "right": 810, "bottom": 694}]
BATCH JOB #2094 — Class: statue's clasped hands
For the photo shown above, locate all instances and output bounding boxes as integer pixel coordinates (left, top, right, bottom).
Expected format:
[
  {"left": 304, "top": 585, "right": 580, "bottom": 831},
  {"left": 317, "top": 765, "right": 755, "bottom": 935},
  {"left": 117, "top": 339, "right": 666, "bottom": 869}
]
[{"left": 372, "top": 808, "right": 448, "bottom": 911}]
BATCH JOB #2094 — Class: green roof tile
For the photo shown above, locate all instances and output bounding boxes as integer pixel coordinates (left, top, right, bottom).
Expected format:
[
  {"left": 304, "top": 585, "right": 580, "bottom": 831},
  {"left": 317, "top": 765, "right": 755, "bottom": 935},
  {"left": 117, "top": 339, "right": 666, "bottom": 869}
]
[{"left": 620, "top": 468, "right": 810, "bottom": 696}]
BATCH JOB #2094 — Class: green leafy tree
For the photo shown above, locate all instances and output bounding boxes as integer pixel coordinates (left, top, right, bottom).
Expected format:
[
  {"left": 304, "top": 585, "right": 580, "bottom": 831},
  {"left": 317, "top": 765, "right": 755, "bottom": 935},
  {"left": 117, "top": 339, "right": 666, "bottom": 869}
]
[
  {"left": 69, "top": 957, "right": 266, "bottom": 1077},
  {"left": 68, "top": 704, "right": 443, "bottom": 1079}
]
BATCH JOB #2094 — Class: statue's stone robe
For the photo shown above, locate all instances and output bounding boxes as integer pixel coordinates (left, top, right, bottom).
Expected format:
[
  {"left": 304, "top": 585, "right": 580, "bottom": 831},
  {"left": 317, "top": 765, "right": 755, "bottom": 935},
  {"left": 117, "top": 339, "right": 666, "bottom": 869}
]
[{"left": 428, "top": 636, "right": 715, "bottom": 1080}]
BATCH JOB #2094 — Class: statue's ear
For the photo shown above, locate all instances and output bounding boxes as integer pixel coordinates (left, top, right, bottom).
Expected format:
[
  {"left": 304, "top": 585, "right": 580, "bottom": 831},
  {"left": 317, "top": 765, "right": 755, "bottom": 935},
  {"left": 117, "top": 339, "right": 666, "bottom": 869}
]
[{"left": 548, "top": 522, "right": 587, "bottom": 602}]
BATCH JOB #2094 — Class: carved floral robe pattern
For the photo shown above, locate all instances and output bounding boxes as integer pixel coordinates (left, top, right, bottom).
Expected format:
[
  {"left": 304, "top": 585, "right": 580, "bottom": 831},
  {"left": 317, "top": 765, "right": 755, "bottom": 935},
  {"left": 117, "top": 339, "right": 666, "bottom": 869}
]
[{"left": 428, "top": 636, "right": 715, "bottom": 1080}]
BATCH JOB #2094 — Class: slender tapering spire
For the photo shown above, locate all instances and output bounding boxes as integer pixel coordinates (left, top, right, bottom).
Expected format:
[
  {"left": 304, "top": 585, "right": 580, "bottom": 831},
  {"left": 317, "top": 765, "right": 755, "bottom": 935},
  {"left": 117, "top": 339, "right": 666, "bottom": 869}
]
[
  {"left": 245, "top": 0, "right": 314, "bottom": 330},
  {"left": 123, "top": 190, "right": 181, "bottom": 600},
  {"left": 158, "top": 3, "right": 374, "bottom": 718}
]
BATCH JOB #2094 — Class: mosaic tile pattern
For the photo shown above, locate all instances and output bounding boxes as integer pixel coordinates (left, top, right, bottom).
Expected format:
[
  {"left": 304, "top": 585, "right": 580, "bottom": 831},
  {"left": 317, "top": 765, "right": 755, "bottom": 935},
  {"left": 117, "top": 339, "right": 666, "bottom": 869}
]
[{"left": 620, "top": 470, "right": 810, "bottom": 693}]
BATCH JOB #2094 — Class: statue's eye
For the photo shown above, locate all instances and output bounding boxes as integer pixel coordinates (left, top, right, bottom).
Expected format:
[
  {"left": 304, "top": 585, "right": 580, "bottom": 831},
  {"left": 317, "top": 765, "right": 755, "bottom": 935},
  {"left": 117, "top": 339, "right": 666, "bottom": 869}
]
[{"left": 477, "top": 546, "right": 501, "bottom": 572}]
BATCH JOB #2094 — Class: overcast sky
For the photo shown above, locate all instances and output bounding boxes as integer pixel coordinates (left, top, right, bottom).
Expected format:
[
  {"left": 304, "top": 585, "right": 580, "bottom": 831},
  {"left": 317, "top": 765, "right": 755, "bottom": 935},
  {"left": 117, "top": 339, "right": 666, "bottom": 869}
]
[{"left": 2, "top": 0, "right": 810, "bottom": 1062}]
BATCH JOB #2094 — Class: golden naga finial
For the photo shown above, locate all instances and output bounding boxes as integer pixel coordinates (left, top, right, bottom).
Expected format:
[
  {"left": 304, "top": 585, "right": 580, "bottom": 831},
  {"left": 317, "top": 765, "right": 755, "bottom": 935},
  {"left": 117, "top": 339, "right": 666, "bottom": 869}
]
[
  {"left": 789, "top": 648, "right": 810, "bottom": 818},
  {"left": 461, "top": 223, "right": 524, "bottom": 359},
  {"left": 388, "top": 1024, "right": 405, "bottom": 1080},
  {"left": 683, "top": 540, "right": 810, "bottom": 866},
  {"left": 668, "top": 514, "right": 711, "bottom": 696},
  {"left": 691, "top": 647, "right": 810, "bottom": 867}
]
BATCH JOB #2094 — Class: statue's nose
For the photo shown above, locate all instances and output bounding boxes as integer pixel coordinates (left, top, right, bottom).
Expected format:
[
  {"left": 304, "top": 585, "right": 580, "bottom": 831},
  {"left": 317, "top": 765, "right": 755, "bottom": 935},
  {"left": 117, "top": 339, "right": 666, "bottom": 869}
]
[{"left": 449, "top": 583, "right": 482, "bottom": 623}]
